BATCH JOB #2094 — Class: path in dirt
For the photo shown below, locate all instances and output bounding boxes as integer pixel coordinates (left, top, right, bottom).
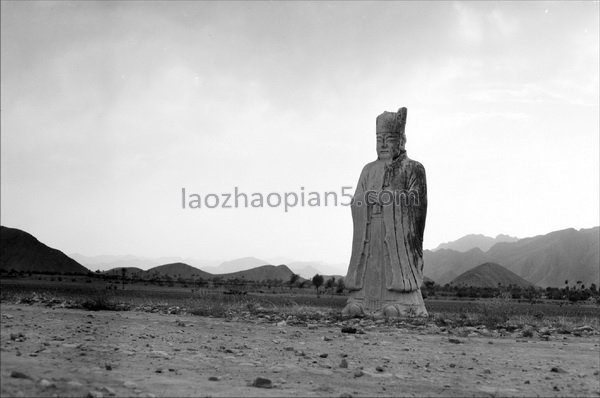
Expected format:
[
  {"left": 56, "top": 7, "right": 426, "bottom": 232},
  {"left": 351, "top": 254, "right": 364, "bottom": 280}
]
[{"left": 1, "top": 304, "right": 599, "bottom": 397}]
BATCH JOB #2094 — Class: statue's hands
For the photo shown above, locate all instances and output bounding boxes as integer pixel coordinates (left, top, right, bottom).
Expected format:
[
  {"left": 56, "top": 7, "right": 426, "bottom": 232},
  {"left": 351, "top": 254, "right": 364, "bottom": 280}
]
[{"left": 365, "top": 189, "right": 398, "bottom": 206}]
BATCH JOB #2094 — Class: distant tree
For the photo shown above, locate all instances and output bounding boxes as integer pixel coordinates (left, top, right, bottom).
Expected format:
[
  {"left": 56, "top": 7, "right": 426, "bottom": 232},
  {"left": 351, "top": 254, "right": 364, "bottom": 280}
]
[
  {"left": 121, "top": 268, "right": 126, "bottom": 290},
  {"left": 288, "top": 273, "right": 300, "bottom": 289},
  {"left": 312, "top": 274, "right": 324, "bottom": 297},
  {"left": 423, "top": 280, "right": 436, "bottom": 297},
  {"left": 325, "top": 277, "right": 336, "bottom": 296},
  {"left": 335, "top": 278, "right": 346, "bottom": 294},
  {"left": 567, "top": 288, "right": 590, "bottom": 302},
  {"left": 590, "top": 283, "right": 597, "bottom": 293},
  {"left": 211, "top": 276, "right": 223, "bottom": 288}
]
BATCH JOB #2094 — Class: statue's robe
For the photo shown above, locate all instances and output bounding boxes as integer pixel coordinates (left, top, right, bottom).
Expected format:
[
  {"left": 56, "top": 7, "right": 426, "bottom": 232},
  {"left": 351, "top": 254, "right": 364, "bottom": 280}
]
[{"left": 345, "top": 151, "right": 427, "bottom": 293}]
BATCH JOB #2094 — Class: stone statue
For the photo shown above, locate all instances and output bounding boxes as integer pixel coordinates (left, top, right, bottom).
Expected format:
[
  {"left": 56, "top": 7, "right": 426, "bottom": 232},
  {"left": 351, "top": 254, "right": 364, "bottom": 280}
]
[{"left": 342, "top": 107, "right": 428, "bottom": 318}]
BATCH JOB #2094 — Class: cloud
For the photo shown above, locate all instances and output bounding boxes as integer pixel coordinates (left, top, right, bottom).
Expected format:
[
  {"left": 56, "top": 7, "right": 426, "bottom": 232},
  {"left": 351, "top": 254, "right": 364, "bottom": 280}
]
[
  {"left": 453, "top": 2, "right": 519, "bottom": 46},
  {"left": 1, "top": 1, "right": 598, "bottom": 262},
  {"left": 488, "top": 9, "right": 518, "bottom": 38},
  {"left": 454, "top": 2, "right": 483, "bottom": 45}
]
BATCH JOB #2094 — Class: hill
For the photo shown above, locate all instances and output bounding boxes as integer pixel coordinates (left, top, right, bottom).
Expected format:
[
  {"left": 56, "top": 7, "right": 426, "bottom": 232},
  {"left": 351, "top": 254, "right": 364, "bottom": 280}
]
[
  {"left": 203, "top": 257, "right": 268, "bottom": 274},
  {"left": 424, "top": 227, "right": 599, "bottom": 287},
  {"left": 145, "top": 263, "right": 212, "bottom": 280},
  {"left": 486, "top": 227, "right": 599, "bottom": 288},
  {"left": 70, "top": 253, "right": 222, "bottom": 271},
  {"left": 286, "top": 261, "right": 347, "bottom": 279},
  {"left": 424, "top": 248, "right": 487, "bottom": 285},
  {"left": 218, "top": 264, "right": 295, "bottom": 282},
  {"left": 291, "top": 264, "right": 322, "bottom": 279},
  {"left": 450, "top": 262, "right": 533, "bottom": 288},
  {"left": 434, "top": 234, "right": 518, "bottom": 252},
  {"left": 0, "top": 226, "right": 89, "bottom": 274}
]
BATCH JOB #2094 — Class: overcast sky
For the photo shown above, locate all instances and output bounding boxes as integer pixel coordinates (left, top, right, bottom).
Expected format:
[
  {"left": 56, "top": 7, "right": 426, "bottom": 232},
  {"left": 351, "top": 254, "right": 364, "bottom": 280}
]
[{"left": 1, "top": 1, "right": 598, "bottom": 271}]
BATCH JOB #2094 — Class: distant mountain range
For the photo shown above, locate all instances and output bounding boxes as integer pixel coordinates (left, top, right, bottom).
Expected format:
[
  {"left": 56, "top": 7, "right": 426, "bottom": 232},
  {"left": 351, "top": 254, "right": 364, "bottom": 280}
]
[
  {"left": 0, "top": 226, "right": 88, "bottom": 274},
  {"left": 200, "top": 257, "right": 268, "bottom": 274},
  {"left": 449, "top": 262, "right": 533, "bottom": 288},
  {"left": 100, "top": 263, "right": 296, "bottom": 283},
  {"left": 424, "top": 227, "right": 599, "bottom": 287},
  {"left": 2, "top": 225, "right": 598, "bottom": 288},
  {"left": 69, "top": 253, "right": 222, "bottom": 271},
  {"left": 72, "top": 253, "right": 345, "bottom": 280},
  {"left": 434, "top": 234, "right": 518, "bottom": 252}
]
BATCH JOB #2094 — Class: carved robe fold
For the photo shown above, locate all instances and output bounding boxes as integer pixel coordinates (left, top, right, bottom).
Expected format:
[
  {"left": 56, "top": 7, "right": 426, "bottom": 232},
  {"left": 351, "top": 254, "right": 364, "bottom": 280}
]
[{"left": 345, "top": 152, "right": 427, "bottom": 293}]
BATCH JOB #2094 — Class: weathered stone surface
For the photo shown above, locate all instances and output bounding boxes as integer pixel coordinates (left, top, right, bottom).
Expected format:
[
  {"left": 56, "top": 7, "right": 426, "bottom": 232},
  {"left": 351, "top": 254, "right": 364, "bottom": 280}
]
[{"left": 343, "top": 107, "right": 428, "bottom": 318}]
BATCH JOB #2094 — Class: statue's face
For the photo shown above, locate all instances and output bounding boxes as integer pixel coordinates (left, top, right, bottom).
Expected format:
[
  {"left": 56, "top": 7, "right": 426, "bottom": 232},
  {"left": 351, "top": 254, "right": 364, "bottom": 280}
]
[{"left": 376, "top": 132, "right": 404, "bottom": 160}]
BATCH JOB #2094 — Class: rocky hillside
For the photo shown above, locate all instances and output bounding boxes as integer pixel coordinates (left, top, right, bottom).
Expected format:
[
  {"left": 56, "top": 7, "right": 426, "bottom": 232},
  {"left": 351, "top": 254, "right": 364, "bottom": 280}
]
[
  {"left": 450, "top": 262, "right": 533, "bottom": 288},
  {"left": 145, "top": 263, "right": 212, "bottom": 280},
  {"left": 0, "top": 226, "right": 89, "bottom": 274},
  {"left": 424, "top": 227, "right": 599, "bottom": 287},
  {"left": 217, "top": 264, "right": 295, "bottom": 282},
  {"left": 434, "top": 234, "right": 518, "bottom": 252}
]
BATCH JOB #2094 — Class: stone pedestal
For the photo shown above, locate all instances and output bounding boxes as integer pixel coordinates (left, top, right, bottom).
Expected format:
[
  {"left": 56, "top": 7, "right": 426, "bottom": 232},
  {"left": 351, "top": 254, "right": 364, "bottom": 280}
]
[{"left": 342, "top": 289, "right": 427, "bottom": 318}]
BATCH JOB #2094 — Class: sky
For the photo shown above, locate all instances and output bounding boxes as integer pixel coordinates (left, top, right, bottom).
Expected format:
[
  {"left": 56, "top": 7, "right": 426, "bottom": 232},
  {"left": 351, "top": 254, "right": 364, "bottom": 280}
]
[{"left": 1, "top": 1, "right": 599, "bottom": 272}]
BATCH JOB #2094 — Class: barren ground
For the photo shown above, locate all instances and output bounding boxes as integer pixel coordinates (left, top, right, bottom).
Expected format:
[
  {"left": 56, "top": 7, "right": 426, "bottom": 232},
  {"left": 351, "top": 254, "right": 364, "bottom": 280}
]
[{"left": 1, "top": 304, "right": 599, "bottom": 397}]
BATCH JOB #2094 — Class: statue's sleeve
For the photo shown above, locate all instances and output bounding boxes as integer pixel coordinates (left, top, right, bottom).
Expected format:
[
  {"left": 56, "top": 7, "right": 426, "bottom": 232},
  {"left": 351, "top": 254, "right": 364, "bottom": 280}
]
[
  {"left": 408, "top": 162, "right": 427, "bottom": 253},
  {"left": 346, "top": 164, "right": 370, "bottom": 290}
]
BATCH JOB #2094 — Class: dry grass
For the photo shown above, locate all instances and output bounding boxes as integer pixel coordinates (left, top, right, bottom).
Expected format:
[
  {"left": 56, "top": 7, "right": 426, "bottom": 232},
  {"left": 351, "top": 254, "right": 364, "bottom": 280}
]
[{"left": 2, "top": 279, "right": 598, "bottom": 332}]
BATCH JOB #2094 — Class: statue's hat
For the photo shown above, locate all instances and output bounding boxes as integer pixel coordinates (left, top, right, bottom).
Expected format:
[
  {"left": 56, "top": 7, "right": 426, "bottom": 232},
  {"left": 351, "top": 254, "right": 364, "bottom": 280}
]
[{"left": 376, "top": 107, "right": 407, "bottom": 134}]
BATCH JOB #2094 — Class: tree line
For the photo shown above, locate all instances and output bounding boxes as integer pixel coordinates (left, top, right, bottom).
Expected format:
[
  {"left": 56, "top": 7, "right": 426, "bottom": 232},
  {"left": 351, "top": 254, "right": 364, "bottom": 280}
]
[{"left": 422, "top": 279, "right": 599, "bottom": 303}]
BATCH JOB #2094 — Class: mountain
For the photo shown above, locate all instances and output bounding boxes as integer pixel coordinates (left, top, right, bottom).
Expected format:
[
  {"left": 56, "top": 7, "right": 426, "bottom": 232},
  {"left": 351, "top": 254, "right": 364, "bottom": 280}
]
[
  {"left": 146, "top": 263, "right": 212, "bottom": 280},
  {"left": 424, "top": 248, "right": 487, "bottom": 285},
  {"left": 103, "top": 262, "right": 302, "bottom": 282},
  {"left": 102, "top": 267, "right": 146, "bottom": 279},
  {"left": 0, "top": 226, "right": 89, "bottom": 274},
  {"left": 218, "top": 264, "right": 295, "bottom": 282},
  {"left": 71, "top": 254, "right": 159, "bottom": 270},
  {"left": 70, "top": 253, "right": 221, "bottom": 271},
  {"left": 287, "top": 261, "right": 348, "bottom": 279},
  {"left": 486, "top": 227, "right": 599, "bottom": 288},
  {"left": 71, "top": 252, "right": 348, "bottom": 277},
  {"left": 203, "top": 257, "right": 268, "bottom": 274},
  {"left": 291, "top": 264, "right": 322, "bottom": 279},
  {"left": 434, "top": 234, "right": 518, "bottom": 252},
  {"left": 450, "top": 262, "right": 533, "bottom": 288},
  {"left": 424, "top": 227, "right": 599, "bottom": 287}
]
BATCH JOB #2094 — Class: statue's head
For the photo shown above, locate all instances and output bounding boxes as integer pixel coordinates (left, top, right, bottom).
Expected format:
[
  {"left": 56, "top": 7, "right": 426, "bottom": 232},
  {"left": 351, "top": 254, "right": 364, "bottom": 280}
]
[{"left": 376, "top": 107, "right": 407, "bottom": 161}]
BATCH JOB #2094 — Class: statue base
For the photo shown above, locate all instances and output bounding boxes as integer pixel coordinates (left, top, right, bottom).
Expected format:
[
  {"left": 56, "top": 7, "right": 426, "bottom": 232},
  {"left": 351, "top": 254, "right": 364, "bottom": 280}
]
[{"left": 341, "top": 289, "right": 428, "bottom": 318}]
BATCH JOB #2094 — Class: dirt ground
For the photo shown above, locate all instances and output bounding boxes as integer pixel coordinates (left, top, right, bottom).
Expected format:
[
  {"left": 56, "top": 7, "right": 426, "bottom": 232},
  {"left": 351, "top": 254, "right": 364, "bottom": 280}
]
[{"left": 1, "top": 304, "right": 599, "bottom": 397}]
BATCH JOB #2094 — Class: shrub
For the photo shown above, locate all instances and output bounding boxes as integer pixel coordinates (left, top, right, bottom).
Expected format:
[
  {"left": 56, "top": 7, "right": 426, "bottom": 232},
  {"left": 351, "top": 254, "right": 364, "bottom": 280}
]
[
  {"left": 522, "top": 329, "right": 534, "bottom": 338},
  {"left": 77, "top": 292, "right": 121, "bottom": 311}
]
